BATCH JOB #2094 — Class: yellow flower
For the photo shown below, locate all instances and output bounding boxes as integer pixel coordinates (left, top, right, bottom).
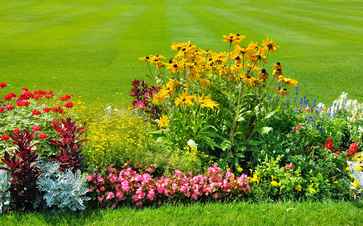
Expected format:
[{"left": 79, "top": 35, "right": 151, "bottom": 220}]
[
  {"left": 275, "top": 87, "right": 287, "bottom": 97},
  {"left": 333, "top": 180, "right": 338, "bottom": 184},
  {"left": 227, "top": 167, "right": 231, "bottom": 172},
  {"left": 355, "top": 165, "right": 363, "bottom": 172},
  {"left": 353, "top": 180, "right": 360, "bottom": 189},
  {"left": 262, "top": 37, "right": 279, "bottom": 53},
  {"left": 158, "top": 115, "right": 169, "bottom": 128},
  {"left": 271, "top": 181, "right": 280, "bottom": 187},
  {"left": 346, "top": 167, "right": 351, "bottom": 171},
  {"left": 175, "top": 90, "right": 194, "bottom": 108},
  {"left": 309, "top": 188, "right": 317, "bottom": 195},
  {"left": 350, "top": 174, "right": 354, "bottom": 179},
  {"left": 222, "top": 33, "right": 246, "bottom": 45},
  {"left": 194, "top": 94, "right": 219, "bottom": 110},
  {"left": 237, "top": 167, "right": 243, "bottom": 172},
  {"left": 295, "top": 184, "right": 302, "bottom": 192}
]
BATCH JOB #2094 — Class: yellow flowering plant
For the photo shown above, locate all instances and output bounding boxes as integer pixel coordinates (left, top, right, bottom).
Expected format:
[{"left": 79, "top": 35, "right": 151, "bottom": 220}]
[{"left": 139, "top": 34, "right": 298, "bottom": 172}]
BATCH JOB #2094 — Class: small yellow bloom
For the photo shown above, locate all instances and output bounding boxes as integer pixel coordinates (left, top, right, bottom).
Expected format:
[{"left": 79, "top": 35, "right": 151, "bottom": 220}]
[
  {"left": 355, "top": 165, "right": 363, "bottom": 172},
  {"left": 309, "top": 188, "right": 316, "bottom": 195},
  {"left": 295, "top": 184, "right": 302, "bottom": 192},
  {"left": 158, "top": 115, "right": 169, "bottom": 128},
  {"left": 333, "top": 180, "right": 338, "bottom": 184},
  {"left": 353, "top": 180, "right": 360, "bottom": 189},
  {"left": 271, "top": 181, "right": 279, "bottom": 187},
  {"left": 350, "top": 174, "right": 354, "bottom": 179},
  {"left": 237, "top": 167, "right": 243, "bottom": 172},
  {"left": 227, "top": 167, "right": 231, "bottom": 172},
  {"left": 346, "top": 167, "right": 351, "bottom": 171}
]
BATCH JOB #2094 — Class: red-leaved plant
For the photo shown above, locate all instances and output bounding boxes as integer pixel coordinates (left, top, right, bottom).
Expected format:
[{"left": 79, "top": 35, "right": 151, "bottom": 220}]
[
  {"left": 47, "top": 118, "right": 89, "bottom": 173},
  {"left": 0, "top": 130, "right": 41, "bottom": 212}
]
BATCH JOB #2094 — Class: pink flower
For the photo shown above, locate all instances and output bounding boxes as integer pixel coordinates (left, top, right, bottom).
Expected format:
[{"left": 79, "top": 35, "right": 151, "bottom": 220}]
[
  {"left": 87, "top": 175, "right": 93, "bottom": 181},
  {"left": 110, "top": 176, "right": 117, "bottom": 183},
  {"left": 136, "top": 101, "right": 145, "bottom": 108},
  {"left": 32, "top": 125, "right": 41, "bottom": 131},
  {"left": 106, "top": 192, "right": 114, "bottom": 200},
  {"left": 32, "top": 109, "right": 41, "bottom": 116},
  {"left": 1, "top": 134, "right": 10, "bottom": 141},
  {"left": 147, "top": 189, "right": 155, "bottom": 201},
  {"left": 38, "top": 133, "right": 47, "bottom": 139},
  {"left": 116, "top": 191, "right": 123, "bottom": 199},
  {"left": 122, "top": 181, "right": 130, "bottom": 192},
  {"left": 13, "top": 128, "right": 21, "bottom": 135},
  {"left": 108, "top": 167, "right": 116, "bottom": 173},
  {"left": 89, "top": 188, "right": 93, "bottom": 192},
  {"left": 98, "top": 196, "right": 104, "bottom": 203}
]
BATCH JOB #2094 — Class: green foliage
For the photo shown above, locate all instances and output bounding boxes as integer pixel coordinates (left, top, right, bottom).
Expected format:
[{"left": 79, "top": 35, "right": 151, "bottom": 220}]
[{"left": 36, "top": 162, "right": 90, "bottom": 211}]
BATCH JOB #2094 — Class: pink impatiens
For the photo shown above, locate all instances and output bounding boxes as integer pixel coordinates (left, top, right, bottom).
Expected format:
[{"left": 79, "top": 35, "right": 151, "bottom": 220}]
[{"left": 87, "top": 166, "right": 250, "bottom": 208}]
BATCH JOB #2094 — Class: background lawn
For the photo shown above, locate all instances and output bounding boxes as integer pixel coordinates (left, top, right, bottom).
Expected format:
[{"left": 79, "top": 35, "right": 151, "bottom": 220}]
[{"left": 0, "top": 0, "right": 362, "bottom": 105}]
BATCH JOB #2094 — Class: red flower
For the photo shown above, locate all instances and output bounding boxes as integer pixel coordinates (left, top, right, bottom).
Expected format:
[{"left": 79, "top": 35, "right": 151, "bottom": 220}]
[
  {"left": 0, "top": 107, "right": 5, "bottom": 112},
  {"left": 16, "top": 100, "right": 30, "bottom": 107},
  {"left": 22, "top": 87, "right": 29, "bottom": 92},
  {"left": 6, "top": 104, "right": 14, "bottom": 110},
  {"left": 32, "top": 125, "right": 41, "bottom": 131},
  {"left": 324, "top": 137, "right": 334, "bottom": 152},
  {"left": 51, "top": 120, "right": 59, "bottom": 126},
  {"left": 13, "top": 128, "right": 21, "bottom": 135},
  {"left": 4, "top": 92, "right": 16, "bottom": 101},
  {"left": 318, "top": 144, "right": 322, "bottom": 148},
  {"left": 52, "top": 106, "right": 65, "bottom": 114},
  {"left": 64, "top": 101, "right": 73, "bottom": 108},
  {"left": 18, "top": 91, "right": 35, "bottom": 100},
  {"left": 347, "top": 141, "right": 358, "bottom": 157},
  {"left": 59, "top": 95, "right": 72, "bottom": 101},
  {"left": 285, "top": 163, "right": 293, "bottom": 170},
  {"left": 31, "top": 109, "right": 41, "bottom": 116},
  {"left": 294, "top": 125, "right": 302, "bottom": 131},
  {"left": 1, "top": 134, "right": 10, "bottom": 141},
  {"left": 43, "top": 107, "right": 51, "bottom": 113},
  {"left": 335, "top": 151, "right": 341, "bottom": 155},
  {"left": 0, "top": 82, "right": 6, "bottom": 88},
  {"left": 38, "top": 133, "right": 47, "bottom": 139}
]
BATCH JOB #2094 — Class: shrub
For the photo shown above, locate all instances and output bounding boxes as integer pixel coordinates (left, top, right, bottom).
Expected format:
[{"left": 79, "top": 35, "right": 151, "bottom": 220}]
[{"left": 137, "top": 34, "right": 298, "bottom": 173}]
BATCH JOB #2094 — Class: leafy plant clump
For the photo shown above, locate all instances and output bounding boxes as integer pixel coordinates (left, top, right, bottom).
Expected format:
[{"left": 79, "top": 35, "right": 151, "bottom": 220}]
[
  {"left": 0, "top": 130, "right": 41, "bottom": 212},
  {"left": 36, "top": 162, "right": 90, "bottom": 211}
]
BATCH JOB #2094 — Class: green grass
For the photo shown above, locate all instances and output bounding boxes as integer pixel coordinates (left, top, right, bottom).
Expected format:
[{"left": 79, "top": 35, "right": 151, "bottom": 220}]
[
  {"left": 0, "top": 0, "right": 362, "bottom": 105},
  {"left": 1, "top": 200, "right": 363, "bottom": 225}
]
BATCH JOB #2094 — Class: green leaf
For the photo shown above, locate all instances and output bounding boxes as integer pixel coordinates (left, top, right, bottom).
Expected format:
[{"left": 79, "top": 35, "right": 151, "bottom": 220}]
[
  {"left": 221, "top": 140, "right": 232, "bottom": 151},
  {"left": 235, "top": 153, "right": 245, "bottom": 158},
  {"left": 262, "top": 126, "right": 273, "bottom": 135},
  {"left": 248, "top": 140, "right": 263, "bottom": 146}
]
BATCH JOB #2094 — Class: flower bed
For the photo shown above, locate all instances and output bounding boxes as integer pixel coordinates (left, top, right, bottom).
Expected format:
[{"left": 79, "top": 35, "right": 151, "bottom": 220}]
[{"left": 0, "top": 34, "right": 363, "bottom": 213}]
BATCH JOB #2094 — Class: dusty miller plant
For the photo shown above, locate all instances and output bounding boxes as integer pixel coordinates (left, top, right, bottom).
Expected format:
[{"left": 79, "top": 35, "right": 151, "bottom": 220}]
[
  {"left": 36, "top": 161, "right": 90, "bottom": 211},
  {"left": 0, "top": 169, "right": 11, "bottom": 214}
]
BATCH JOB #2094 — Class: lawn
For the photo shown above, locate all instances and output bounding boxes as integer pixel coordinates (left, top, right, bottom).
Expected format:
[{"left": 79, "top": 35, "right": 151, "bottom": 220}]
[
  {"left": 2, "top": 201, "right": 363, "bottom": 225},
  {"left": 0, "top": 0, "right": 362, "bottom": 105}
]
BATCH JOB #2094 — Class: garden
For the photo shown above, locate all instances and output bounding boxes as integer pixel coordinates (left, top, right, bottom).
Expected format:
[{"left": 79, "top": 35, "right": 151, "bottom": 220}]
[{"left": 1, "top": 0, "right": 363, "bottom": 225}]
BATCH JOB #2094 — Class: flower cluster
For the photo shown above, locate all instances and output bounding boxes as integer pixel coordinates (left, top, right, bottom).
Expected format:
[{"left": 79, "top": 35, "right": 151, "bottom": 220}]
[{"left": 87, "top": 166, "right": 250, "bottom": 208}]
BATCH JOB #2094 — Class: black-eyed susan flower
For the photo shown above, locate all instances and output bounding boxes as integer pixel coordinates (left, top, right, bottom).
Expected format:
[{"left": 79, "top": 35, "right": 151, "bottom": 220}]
[
  {"left": 175, "top": 90, "right": 194, "bottom": 108},
  {"left": 275, "top": 87, "right": 287, "bottom": 97},
  {"left": 262, "top": 37, "right": 279, "bottom": 53},
  {"left": 222, "top": 33, "right": 246, "bottom": 45},
  {"left": 158, "top": 115, "right": 169, "bottom": 128}
]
